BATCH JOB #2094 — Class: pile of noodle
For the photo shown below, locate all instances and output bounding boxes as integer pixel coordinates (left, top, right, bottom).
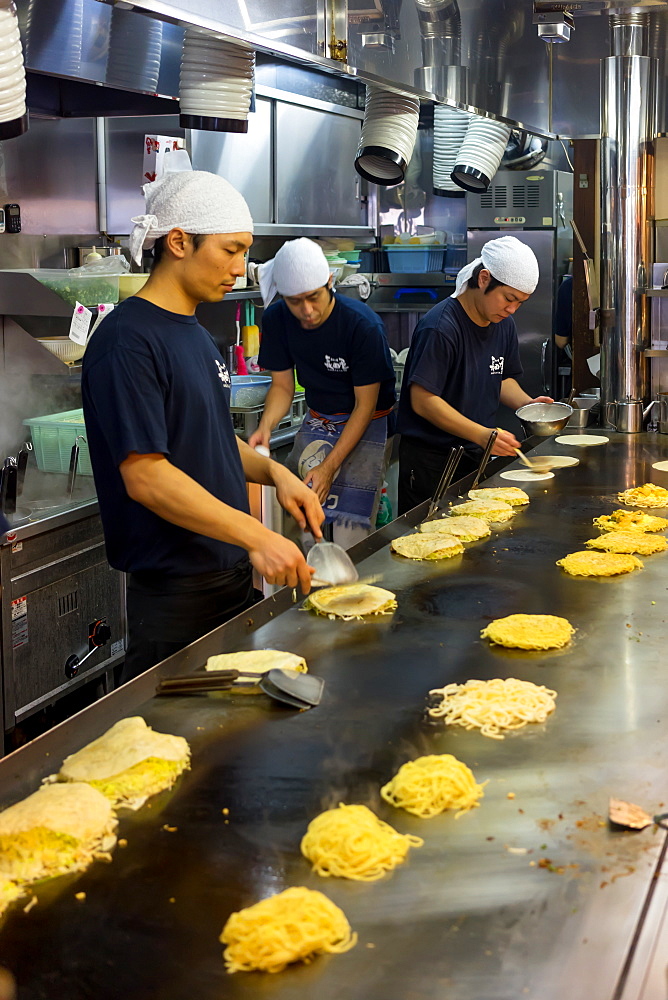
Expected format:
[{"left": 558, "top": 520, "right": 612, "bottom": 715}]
[
  {"left": 220, "top": 886, "right": 357, "bottom": 973},
  {"left": 428, "top": 678, "right": 557, "bottom": 740},
  {"left": 301, "top": 803, "right": 423, "bottom": 880},
  {"left": 380, "top": 754, "right": 486, "bottom": 818}
]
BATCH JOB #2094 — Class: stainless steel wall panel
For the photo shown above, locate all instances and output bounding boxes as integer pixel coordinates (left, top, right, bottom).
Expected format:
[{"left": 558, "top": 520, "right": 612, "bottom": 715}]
[
  {"left": 550, "top": 15, "right": 609, "bottom": 138},
  {"left": 104, "top": 115, "right": 183, "bottom": 235},
  {"left": 0, "top": 118, "right": 98, "bottom": 235},
  {"left": 189, "top": 98, "right": 273, "bottom": 224},
  {"left": 275, "top": 101, "right": 362, "bottom": 225}
]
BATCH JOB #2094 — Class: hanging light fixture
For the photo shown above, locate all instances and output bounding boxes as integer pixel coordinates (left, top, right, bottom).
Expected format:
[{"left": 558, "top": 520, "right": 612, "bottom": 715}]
[
  {"left": 432, "top": 104, "right": 470, "bottom": 197},
  {"left": 179, "top": 29, "right": 255, "bottom": 133},
  {"left": 451, "top": 115, "right": 511, "bottom": 193},
  {"left": 354, "top": 85, "right": 420, "bottom": 186},
  {"left": 0, "top": 0, "right": 27, "bottom": 140}
]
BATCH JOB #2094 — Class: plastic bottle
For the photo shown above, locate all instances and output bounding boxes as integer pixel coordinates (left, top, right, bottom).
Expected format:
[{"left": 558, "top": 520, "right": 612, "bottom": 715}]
[{"left": 375, "top": 482, "right": 393, "bottom": 528}]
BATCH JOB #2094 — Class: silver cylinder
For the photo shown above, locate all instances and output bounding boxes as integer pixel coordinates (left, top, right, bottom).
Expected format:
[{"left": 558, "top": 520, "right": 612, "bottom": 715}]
[{"left": 600, "top": 14, "right": 655, "bottom": 428}]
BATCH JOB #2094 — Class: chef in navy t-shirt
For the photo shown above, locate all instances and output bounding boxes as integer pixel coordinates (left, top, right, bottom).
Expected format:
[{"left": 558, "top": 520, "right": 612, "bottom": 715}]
[
  {"left": 82, "top": 171, "right": 323, "bottom": 684},
  {"left": 249, "top": 239, "right": 395, "bottom": 546},
  {"left": 397, "top": 236, "right": 553, "bottom": 515}
]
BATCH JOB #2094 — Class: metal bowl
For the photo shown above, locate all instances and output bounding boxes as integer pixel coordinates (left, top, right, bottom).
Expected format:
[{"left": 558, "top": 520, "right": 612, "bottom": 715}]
[{"left": 516, "top": 401, "right": 574, "bottom": 436}]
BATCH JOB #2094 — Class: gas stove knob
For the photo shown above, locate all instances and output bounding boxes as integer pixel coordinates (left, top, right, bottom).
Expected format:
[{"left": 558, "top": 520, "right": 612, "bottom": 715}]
[
  {"left": 64, "top": 654, "right": 80, "bottom": 679},
  {"left": 90, "top": 620, "right": 111, "bottom": 647}
]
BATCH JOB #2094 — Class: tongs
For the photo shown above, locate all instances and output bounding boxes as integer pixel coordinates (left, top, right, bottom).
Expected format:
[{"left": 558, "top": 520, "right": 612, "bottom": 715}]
[
  {"left": 471, "top": 429, "right": 498, "bottom": 489},
  {"left": 425, "top": 445, "right": 464, "bottom": 519},
  {"left": 156, "top": 668, "right": 324, "bottom": 709}
]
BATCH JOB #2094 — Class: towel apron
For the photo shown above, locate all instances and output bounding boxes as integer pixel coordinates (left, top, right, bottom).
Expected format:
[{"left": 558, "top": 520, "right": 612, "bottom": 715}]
[{"left": 287, "top": 410, "right": 388, "bottom": 531}]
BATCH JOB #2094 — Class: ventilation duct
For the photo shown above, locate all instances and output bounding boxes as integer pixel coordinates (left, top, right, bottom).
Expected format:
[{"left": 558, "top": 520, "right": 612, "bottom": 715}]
[
  {"left": 179, "top": 29, "right": 255, "bottom": 133},
  {"left": 0, "top": 0, "right": 27, "bottom": 138},
  {"left": 25, "top": 0, "right": 82, "bottom": 79},
  {"left": 106, "top": 7, "right": 163, "bottom": 94},
  {"left": 432, "top": 104, "right": 470, "bottom": 197},
  {"left": 501, "top": 131, "right": 547, "bottom": 171},
  {"left": 354, "top": 85, "right": 420, "bottom": 186},
  {"left": 451, "top": 116, "right": 511, "bottom": 193}
]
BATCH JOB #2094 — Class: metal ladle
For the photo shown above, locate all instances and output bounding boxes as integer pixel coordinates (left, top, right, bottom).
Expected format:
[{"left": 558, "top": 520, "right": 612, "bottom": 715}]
[
  {"left": 307, "top": 540, "right": 359, "bottom": 587},
  {"left": 513, "top": 449, "right": 558, "bottom": 473}
]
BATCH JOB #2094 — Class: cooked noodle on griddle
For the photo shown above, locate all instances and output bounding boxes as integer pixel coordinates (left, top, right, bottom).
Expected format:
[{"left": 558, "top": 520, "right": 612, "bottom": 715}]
[
  {"left": 220, "top": 887, "right": 357, "bottom": 974},
  {"left": 428, "top": 678, "right": 557, "bottom": 740},
  {"left": 300, "top": 803, "right": 423, "bottom": 881},
  {"left": 380, "top": 754, "right": 486, "bottom": 818}
]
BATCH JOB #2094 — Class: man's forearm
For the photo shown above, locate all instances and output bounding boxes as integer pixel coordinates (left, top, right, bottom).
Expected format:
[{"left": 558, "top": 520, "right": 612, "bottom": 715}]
[
  {"left": 122, "top": 455, "right": 270, "bottom": 551},
  {"left": 499, "top": 378, "right": 532, "bottom": 410},
  {"left": 411, "top": 387, "right": 487, "bottom": 448},
  {"left": 258, "top": 383, "right": 294, "bottom": 433}
]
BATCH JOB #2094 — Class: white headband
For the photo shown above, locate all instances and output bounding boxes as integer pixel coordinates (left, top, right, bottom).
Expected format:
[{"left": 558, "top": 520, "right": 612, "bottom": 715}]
[
  {"left": 129, "top": 167, "right": 253, "bottom": 265},
  {"left": 258, "top": 238, "right": 331, "bottom": 306},
  {"left": 452, "top": 235, "right": 539, "bottom": 298}
]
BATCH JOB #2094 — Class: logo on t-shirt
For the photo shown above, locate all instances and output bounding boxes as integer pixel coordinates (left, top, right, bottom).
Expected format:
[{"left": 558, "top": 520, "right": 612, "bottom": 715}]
[
  {"left": 324, "top": 355, "right": 349, "bottom": 372},
  {"left": 215, "top": 359, "right": 231, "bottom": 388},
  {"left": 489, "top": 355, "right": 504, "bottom": 375}
]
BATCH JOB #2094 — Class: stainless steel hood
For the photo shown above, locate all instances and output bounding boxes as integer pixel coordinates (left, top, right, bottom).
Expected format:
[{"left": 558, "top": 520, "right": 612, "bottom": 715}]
[
  {"left": 15, "top": 0, "right": 668, "bottom": 137},
  {"left": 77, "top": 0, "right": 667, "bottom": 139}
]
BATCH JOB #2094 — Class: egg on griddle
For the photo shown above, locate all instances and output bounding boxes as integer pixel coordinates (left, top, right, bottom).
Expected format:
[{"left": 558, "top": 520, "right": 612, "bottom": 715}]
[
  {"left": 585, "top": 530, "right": 667, "bottom": 556},
  {"left": 556, "top": 551, "right": 643, "bottom": 577},
  {"left": 481, "top": 614, "right": 575, "bottom": 650}
]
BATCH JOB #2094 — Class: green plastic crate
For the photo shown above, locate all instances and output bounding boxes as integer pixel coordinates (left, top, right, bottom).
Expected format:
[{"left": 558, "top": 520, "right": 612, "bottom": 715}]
[{"left": 23, "top": 409, "right": 93, "bottom": 476}]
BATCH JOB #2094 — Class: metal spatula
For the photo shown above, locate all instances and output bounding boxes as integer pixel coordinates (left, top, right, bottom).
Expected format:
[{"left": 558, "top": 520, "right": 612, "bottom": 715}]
[
  {"left": 307, "top": 540, "right": 359, "bottom": 587},
  {"left": 157, "top": 668, "right": 324, "bottom": 709}
]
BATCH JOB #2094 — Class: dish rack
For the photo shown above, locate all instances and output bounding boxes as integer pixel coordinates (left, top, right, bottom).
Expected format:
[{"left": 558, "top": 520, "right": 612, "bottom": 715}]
[{"left": 231, "top": 393, "right": 307, "bottom": 440}]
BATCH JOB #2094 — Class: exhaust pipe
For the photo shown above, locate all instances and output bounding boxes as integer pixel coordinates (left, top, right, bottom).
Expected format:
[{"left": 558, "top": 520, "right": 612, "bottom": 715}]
[
  {"left": 354, "top": 85, "right": 420, "bottom": 186},
  {"left": 600, "top": 11, "right": 655, "bottom": 428},
  {"left": 180, "top": 29, "right": 255, "bottom": 133},
  {"left": 451, "top": 116, "right": 511, "bottom": 193},
  {"left": 0, "top": 0, "right": 27, "bottom": 139},
  {"left": 433, "top": 104, "right": 470, "bottom": 197}
]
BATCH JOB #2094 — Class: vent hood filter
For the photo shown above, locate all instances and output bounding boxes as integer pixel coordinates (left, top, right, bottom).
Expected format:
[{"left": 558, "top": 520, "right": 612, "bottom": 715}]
[
  {"left": 179, "top": 29, "right": 255, "bottom": 133},
  {"left": 354, "top": 85, "right": 420, "bottom": 186},
  {"left": 433, "top": 104, "right": 470, "bottom": 197},
  {"left": 451, "top": 116, "right": 511, "bottom": 193},
  {"left": 0, "top": 0, "right": 27, "bottom": 139}
]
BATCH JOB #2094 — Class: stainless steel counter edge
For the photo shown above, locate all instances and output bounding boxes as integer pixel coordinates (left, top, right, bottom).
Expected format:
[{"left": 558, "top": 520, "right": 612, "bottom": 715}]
[{"left": 1, "top": 498, "right": 100, "bottom": 544}]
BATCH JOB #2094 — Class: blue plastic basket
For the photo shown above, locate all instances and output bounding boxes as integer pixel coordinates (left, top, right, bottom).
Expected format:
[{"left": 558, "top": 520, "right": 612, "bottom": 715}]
[{"left": 385, "top": 244, "right": 447, "bottom": 273}]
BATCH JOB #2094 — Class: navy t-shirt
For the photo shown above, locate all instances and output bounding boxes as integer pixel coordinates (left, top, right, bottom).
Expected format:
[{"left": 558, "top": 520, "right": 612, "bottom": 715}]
[
  {"left": 397, "top": 296, "right": 522, "bottom": 451},
  {"left": 258, "top": 294, "right": 396, "bottom": 414},
  {"left": 82, "top": 297, "right": 249, "bottom": 576}
]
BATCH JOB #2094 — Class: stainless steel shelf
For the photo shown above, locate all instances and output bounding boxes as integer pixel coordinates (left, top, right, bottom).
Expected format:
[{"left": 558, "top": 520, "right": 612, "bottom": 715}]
[
  {"left": 253, "top": 224, "right": 375, "bottom": 239},
  {"left": 224, "top": 287, "right": 262, "bottom": 300}
]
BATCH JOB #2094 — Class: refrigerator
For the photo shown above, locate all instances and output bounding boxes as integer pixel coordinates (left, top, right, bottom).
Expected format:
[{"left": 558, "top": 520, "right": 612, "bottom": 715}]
[{"left": 466, "top": 169, "right": 573, "bottom": 435}]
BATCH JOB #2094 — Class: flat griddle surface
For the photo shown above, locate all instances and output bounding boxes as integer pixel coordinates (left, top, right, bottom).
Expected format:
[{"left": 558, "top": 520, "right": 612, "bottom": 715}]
[{"left": 1, "top": 432, "right": 668, "bottom": 1000}]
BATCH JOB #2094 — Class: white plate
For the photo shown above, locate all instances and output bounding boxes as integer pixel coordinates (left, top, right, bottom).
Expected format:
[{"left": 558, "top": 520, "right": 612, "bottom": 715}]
[{"left": 651, "top": 460, "right": 668, "bottom": 472}]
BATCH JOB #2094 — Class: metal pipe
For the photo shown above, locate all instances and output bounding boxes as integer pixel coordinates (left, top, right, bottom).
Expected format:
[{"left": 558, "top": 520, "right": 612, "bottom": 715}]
[{"left": 599, "top": 12, "right": 656, "bottom": 427}]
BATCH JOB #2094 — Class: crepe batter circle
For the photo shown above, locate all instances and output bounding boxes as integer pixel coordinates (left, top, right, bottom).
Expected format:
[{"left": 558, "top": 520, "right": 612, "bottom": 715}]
[
  {"left": 500, "top": 469, "right": 554, "bottom": 482},
  {"left": 537, "top": 455, "right": 579, "bottom": 468},
  {"left": 651, "top": 460, "right": 668, "bottom": 472},
  {"left": 555, "top": 434, "right": 609, "bottom": 447}
]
